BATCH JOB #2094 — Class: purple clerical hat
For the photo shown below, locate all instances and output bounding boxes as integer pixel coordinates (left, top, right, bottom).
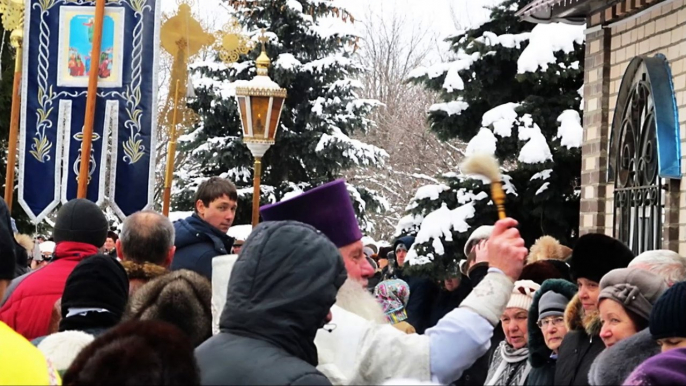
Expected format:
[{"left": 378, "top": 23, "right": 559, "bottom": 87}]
[{"left": 260, "top": 179, "right": 362, "bottom": 248}]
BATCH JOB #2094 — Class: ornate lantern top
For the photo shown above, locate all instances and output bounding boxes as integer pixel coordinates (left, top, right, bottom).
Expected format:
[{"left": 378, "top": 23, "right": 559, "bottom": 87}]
[{"left": 234, "top": 30, "right": 288, "bottom": 158}]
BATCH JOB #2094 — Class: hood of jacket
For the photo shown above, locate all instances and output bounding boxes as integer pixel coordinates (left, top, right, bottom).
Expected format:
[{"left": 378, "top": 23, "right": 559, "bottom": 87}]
[
  {"left": 528, "top": 279, "right": 578, "bottom": 368},
  {"left": 219, "top": 221, "right": 347, "bottom": 366},
  {"left": 174, "top": 213, "right": 234, "bottom": 254},
  {"left": 565, "top": 293, "right": 602, "bottom": 337},
  {"left": 587, "top": 328, "right": 659, "bottom": 386}
]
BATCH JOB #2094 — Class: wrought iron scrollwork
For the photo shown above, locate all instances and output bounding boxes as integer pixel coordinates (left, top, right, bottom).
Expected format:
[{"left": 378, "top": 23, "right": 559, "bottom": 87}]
[{"left": 612, "top": 58, "right": 666, "bottom": 254}]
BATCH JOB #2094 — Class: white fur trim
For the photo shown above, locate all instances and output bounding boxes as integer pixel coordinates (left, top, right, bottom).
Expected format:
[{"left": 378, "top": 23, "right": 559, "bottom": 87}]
[{"left": 37, "top": 331, "right": 95, "bottom": 371}]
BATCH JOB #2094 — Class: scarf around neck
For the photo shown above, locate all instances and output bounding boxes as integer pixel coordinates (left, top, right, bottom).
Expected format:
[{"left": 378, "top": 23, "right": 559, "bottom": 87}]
[{"left": 486, "top": 340, "right": 532, "bottom": 386}]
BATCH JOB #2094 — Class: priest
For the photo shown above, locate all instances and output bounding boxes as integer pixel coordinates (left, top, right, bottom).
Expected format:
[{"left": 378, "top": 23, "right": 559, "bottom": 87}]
[{"left": 259, "top": 179, "right": 527, "bottom": 385}]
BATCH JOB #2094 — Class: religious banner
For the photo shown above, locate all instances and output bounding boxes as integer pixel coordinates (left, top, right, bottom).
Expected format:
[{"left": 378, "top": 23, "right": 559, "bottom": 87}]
[{"left": 19, "top": 0, "right": 160, "bottom": 223}]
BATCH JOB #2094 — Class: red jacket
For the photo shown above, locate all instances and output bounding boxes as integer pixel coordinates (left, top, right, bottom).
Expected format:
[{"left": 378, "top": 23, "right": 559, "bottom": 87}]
[{"left": 0, "top": 242, "right": 99, "bottom": 340}]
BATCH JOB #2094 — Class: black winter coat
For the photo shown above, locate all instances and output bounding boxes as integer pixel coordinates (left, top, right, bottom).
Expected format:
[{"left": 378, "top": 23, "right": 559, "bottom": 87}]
[
  {"left": 195, "top": 221, "right": 347, "bottom": 386},
  {"left": 554, "top": 294, "right": 605, "bottom": 386},
  {"left": 171, "top": 214, "right": 234, "bottom": 280},
  {"left": 526, "top": 279, "right": 578, "bottom": 386}
]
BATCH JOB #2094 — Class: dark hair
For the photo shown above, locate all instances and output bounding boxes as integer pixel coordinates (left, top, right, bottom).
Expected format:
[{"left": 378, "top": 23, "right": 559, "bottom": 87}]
[
  {"left": 626, "top": 308, "right": 650, "bottom": 332},
  {"left": 193, "top": 177, "right": 238, "bottom": 213},
  {"left": 120, "top": 211, "right": 174, "bottom": 266},
  {"left": 107, "top": 230, "right": 118, "bottom": 242},
  {"left": 63, "top": 320, "right": 199, "bottom": 386}
]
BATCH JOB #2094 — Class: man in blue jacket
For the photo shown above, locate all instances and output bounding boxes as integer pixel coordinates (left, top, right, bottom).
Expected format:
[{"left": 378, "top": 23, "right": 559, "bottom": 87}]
[{"left": 171, "top": 177, "right": 237, "bottom": 280}]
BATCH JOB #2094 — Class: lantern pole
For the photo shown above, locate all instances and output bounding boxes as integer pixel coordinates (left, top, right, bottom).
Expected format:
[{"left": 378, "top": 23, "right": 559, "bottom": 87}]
[
  {"left": 77, "top": 0, "right": 106, "bottom": 198},
  {"left": 251, "top": 157, "right": 261, "bottom": 227}
]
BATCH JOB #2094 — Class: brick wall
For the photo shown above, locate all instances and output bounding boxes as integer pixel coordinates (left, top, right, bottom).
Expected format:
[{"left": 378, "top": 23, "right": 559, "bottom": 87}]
[{"left": 581, "top": 0, "right": 686, "bottom": 252}]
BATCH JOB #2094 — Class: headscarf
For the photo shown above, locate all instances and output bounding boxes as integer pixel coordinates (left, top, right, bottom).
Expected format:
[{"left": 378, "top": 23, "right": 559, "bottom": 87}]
[{"left": 373, "top": 279, "right": 410, "bottom": 324}]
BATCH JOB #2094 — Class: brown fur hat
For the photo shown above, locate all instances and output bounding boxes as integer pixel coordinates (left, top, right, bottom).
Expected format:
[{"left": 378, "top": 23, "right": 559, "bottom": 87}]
[
  {"left": 527, "top": 235, "right": 572, "bottom": 263},
  {"left": 63, "top": 320, "right": 199, "bottom": 385},
  {"left": 124, "top": 270, "right": 212, "bottom": 347}
]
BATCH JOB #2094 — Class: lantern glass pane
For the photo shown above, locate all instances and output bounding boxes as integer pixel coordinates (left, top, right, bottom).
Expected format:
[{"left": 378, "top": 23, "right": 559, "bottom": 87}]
[
  {"left": 237, "top": 97, "right": 250, "bottom": 137},
  {"left": 268, "top": 97, "right": 285, "bottom": 140},
  {"left": 250, "top": 96, "right": 271, "bottom": 137}
]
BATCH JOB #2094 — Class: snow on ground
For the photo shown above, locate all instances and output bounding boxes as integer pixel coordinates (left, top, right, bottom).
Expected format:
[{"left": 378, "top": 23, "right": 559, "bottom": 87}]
[
  {"left": 517, "top": 23, "right": 585, "bottom": 73},
  {"left": 228, "top": 224, "right": 253, "bottom": 240},
  {"left": 557, "top": 110, "right": 583, "bottom": 149},
  {"left": 482, "top": 102, "right": 520, "bottom": 137}
]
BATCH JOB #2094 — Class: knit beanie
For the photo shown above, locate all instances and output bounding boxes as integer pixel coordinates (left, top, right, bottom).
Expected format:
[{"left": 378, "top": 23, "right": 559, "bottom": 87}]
[
  {"left": 624, "top": 348, "right": 686, "bottom": 386},
  {"left": 569, "top": 233, "right": 634, "bottom": 283},
  {"left": 538, "top": 291, "right": 569, "bottom": 321},
  {"left": 650, "top": 281, "right": 686, "bottom": 340},
  {"left": 599, "top": 268, "right": 667, "bottom": 321},
  {"left": 53, "top": 198, "right": 108, "bottom": 247},
  {"left": 60, "top": 254, "right": 129, "bottom": 325},
  {"left": 507, "top": 280, "right": 540, "bottom": 311}
]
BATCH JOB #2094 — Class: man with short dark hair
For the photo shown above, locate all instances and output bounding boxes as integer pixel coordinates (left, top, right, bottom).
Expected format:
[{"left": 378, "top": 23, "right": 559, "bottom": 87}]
[
  {"left": 171, "top": 177, "right": 237, "bottom": 280},
  {"left": 118, "top": 211, "right": 176, "bottom": 294}
]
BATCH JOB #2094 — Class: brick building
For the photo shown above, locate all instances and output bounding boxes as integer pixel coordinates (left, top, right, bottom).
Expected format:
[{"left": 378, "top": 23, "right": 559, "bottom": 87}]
[{"left": 517, "top": 0, "right": 686, "bottom": 254}]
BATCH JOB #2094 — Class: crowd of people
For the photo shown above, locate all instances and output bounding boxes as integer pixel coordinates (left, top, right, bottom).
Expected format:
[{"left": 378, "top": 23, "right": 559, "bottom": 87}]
[{"left": 1, "top": 176, "right": 685, "bottom": 385}]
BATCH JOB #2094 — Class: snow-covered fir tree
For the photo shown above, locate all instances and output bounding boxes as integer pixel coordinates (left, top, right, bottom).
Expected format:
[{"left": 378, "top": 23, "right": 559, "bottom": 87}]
[
  {"left": 397, "top": 0, "right": 585, "bottom": 280},
  {"left": 171, "top": 0, "right": 388, "bottom": 233}
]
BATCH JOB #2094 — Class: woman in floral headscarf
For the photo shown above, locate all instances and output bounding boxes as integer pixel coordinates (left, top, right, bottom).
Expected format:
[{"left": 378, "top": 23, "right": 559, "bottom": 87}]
[{"left": 373, "top": 279, "right": 415, "bottom": 333}]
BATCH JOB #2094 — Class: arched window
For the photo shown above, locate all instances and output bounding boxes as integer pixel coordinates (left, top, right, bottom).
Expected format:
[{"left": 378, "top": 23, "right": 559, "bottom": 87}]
[{"left": 608, "top": 55, "right": 681, "bottom": 254}]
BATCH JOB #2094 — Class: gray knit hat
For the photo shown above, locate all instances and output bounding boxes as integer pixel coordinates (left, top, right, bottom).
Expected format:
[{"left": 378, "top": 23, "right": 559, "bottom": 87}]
[
  {"left": 599, "top": 268, "right": 667, "bottom": 321},
  {"left": 538, "top": 290, "right": 569, "bottom": 321}
]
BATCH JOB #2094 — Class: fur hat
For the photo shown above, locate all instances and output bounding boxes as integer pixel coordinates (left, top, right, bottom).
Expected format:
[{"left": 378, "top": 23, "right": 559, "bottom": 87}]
[
  {"left": 527, "top": 235, "right": 572, "bottom": 263},
  {"left": 569, "top": 233, "right": 634, "bottom": 283},
  {"left": 63, "top": 320, "right": 199, "bottom": 385},
  {"left": 464, "top": 225, "right": 494, "bottom": 257},
  {"left": 125, "top": 270, "right": 212, "bottom": 347},
  {"left": 520, "top": 260, "right": 569, "bottom": 285},
  {"left": 53, "top": 199, "right": 108, "bottom": 247}
]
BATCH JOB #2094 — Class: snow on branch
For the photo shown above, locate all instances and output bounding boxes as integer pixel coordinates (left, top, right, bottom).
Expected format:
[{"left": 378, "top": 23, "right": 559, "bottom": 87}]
[
  {"left": 407, "top": 202, "right": 476, "bottom": 266},
  {"left": 518, "top": 115, "right": 553, "bottom": 164},
  {"left": 517, "top": 23, "right": 585, "bottom": 74},
  {"left": 315, "top": 126, "right": 388, "bottom": 166},
  {"left": 475, "top": 31, "right": 530, "bottom": 49},
  {"left": 466, "top": 128, "right": 497, "bottom": 156},
  {"left": 275, "top": 53, "right": 302, "bottom": 71},
  {"left": 556, "top": 110, "right": 583, "bottom": 149},
  {"left": 429, "top": 100, "right": 469, "bottom": 116},
  {"left": 408, "top": 50, "right": 480, "bottom": 92},
  {"left": 482, "top": 102, "right": 520, "bottom": 138}
]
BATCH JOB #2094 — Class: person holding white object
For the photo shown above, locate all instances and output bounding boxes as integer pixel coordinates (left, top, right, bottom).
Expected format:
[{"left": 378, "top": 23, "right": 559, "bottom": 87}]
[{"left": 253, "top": 179, "right": 527, "bottom": 385}]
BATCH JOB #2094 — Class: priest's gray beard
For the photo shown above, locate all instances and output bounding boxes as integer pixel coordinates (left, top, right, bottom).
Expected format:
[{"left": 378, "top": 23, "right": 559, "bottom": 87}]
[{"left": 335, "top": 278, "right": 387, "bottom": 324}]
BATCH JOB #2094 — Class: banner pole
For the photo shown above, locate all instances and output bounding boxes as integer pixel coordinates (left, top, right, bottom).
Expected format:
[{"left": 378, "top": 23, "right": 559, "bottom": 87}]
[
  {"left": 162, "top": 79, "right": 180, "bottom": 217},
  {"left": 77, "top": 0, "right": 106, "bottom": 198},
  {"left": 4, "top": 28, "right": 22, "bottom": 212}
]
